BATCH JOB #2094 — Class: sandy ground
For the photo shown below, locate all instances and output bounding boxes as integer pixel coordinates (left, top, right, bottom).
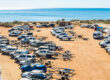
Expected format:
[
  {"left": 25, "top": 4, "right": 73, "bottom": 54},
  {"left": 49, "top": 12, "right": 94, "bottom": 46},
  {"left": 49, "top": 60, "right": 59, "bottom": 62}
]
[{"left": 0, "top": 25, "right": 110, "bottom": 80}]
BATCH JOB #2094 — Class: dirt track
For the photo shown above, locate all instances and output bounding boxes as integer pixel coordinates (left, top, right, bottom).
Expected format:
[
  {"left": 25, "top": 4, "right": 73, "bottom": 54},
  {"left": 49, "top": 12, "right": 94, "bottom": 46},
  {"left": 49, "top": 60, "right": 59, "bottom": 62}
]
[{"left": 0, "top": 26, "right": 110, "bottom": 80}]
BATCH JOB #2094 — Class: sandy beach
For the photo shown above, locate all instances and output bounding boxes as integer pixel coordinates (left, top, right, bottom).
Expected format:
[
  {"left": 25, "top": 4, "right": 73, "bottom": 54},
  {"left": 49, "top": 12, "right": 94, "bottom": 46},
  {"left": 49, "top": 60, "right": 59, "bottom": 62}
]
[{"left": 0, "top": 25, "right": 110, "bottom": 80}]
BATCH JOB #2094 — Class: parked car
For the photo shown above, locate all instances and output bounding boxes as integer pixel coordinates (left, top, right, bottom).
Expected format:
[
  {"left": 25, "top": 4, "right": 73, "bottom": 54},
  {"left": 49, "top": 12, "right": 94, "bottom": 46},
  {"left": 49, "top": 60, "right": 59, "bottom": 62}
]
[
  {"left": 59, "top": 35, "right": 73, "bottom": 40},
  {"left": 42, "top": 24, "right": 48, "bottom": 27},
  {"left": 80, "top": 24, "right": 88, "bottom": 28},
  {"left": 56, "top": 32, "right": 67, "bottom": 38},
  {"left": 26, "top": 32, "right": 33, "bottom": 37},
  {"left": 34, "top": 45, "right": 57, "bottom": 51},
  {"left": 20, "top": 64, "right": 47, "bottom": 73},
  {"left": 93, "top": 31, "right": 103, "bottom": 39},
  {"left": 99, "top": 40, "right": 110, "bottom": 48},
  {"left": 48, "top": 24, "right": 55, "bottom": 27},
  {"left": 105, "top": 46, "right": 110, "bottom": 53},
  {"left": 21, "top": 72, "right": 52, "bottom": 80},
  {"left": 21, "top": 37, "right": 36, "bottom": 44},
  {"left": 65, "top": 25, "right": 74, "bottom": 29},
  {"left": 35, "top": 50, "right": 56, "bottom": 57},
  {"left": 8, "top": 28, "right": 19, "bottom": 32},
  {"left": 19, "top": 58, "right": 36, "bottom": 66},
  {"left": 1, "top": 46, "right": 18, "bottom": 55},
  {"left": 9, "top": 31, "right": 21, "bottom": 37},
  {"left": 36, "top": 24, "right": 48, "bottom": 28},
  {"left": 0, "top": 39, "right": 9, "bottom": 45},
  {"left": 104, "top": 35, "right": 110, "bottom": 39},
  {"left": 21, "top": 70, "right": 44, "bottom": 77},
  {"left": 15, "top": 54, "right": 36, "bottom": 63},
  {"left": 0, "top": 41, "right": 9, "bottom": 45},
  {"left": 53, "top": 27, "right": 65, "bottom": 32},
  {"left": 0, "top": 36, "right": 4, "bottom": 39},
  {"left": 18, "top": 34, "right": 28, "bottom": 40},
  {"left": 30, "top": 40, "right": 47, "bottom": 47},
  {"left": 0, "top": 44, "right": 7, "bottom": 52},
  {"left": 10, "top": 50, "right": 29, "bottom": 59},
  {"left": 0, "top": 44, "right": 7, "bottom": 49},
  {"left": 51, "top": 30, "right": 63, "bottom": 36}
]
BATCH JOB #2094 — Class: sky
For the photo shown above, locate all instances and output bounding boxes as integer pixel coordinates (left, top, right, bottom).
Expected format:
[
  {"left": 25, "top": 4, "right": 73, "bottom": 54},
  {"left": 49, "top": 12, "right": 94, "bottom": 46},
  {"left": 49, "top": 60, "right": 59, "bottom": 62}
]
[{"left": 0, "top": 0, "right": 110, "bottom": 10}]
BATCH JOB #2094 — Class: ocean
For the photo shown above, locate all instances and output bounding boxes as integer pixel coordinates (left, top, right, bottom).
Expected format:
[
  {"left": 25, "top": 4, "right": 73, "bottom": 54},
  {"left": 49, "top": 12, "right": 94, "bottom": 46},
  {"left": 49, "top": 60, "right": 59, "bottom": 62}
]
[{"left": 0, "top": 8, "right": 110, "bottom": 22}]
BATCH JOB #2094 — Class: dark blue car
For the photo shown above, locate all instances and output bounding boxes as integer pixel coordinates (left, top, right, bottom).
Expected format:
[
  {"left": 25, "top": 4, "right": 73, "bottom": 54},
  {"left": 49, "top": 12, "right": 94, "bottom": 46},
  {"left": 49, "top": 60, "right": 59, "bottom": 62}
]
[{"left": 21, "top": 64, "right": 47, "bottom": 73}]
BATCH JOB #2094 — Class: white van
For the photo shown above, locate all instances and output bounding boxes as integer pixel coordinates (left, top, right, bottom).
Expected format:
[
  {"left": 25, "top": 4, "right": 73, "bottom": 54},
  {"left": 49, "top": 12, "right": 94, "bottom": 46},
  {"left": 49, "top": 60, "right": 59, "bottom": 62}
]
[{"left": 93, "top": 31, "right": 103, "bottom": 39}]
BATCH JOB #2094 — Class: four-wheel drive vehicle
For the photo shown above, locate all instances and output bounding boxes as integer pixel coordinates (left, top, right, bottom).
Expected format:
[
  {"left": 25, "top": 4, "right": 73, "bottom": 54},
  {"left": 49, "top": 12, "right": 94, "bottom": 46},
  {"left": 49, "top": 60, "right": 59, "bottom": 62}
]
[
  {"left": 15, "top": 54, "right": 36, "bottom": 63},
  {"left": 99, "top": 41, "right": 110, "bottom": 48},
  {"left": 105, "top": 47, "right": 110, "bottom": 53},
  {"left": 80, "top": 24, "right": 93, "bottom": 28},
  {"left": 56, "top": 32, "right": 67, "bottom": 38},
  {"left": 59, "top": 35, "right": 73, "bottom": 40},
  {"left": 51, "top": 30, "right": 63, "bottom": 36},
  {"left": 80, "top": 24, "right": 88, "bottom": 28},
  {"left": 106, "top": 49, "right": 110, "bottom": 55},
  {"left": 0, "top": 39, "right": 9, "bottom": 45},
  {"left": 26, "top": 32, "right": 33, "bottom": 37},
  {"left": 19, "top": 58, "right": 36, "bottom": 66},
  {"left": 18, "top": 34, "right": 29, "bottom": 40},
  {"left": 1, "top": 46, "right": 18, "bottom": 55},
  {"left": 30, "top": 40, "right": 47, "bottom": 47},
  {"left": 20, "top": 64, "right": 47, "bottom": 73},
  {"left": 9, "top": 31, "right": 21, "bottom": 36},
  {"left": 0, "top": 44, "right": 7, "bottom": 50},
  {"left": 65, "top": 25, "right": 74, "bottom": 29},
  {"left": 21, "top": 72, "right": 52, "bottom": 80},
  {"left": 35, "top": 45, "right": 57, "bottom": 51},
  {"left": 93, "top": 31, "right": 103, "bottom": 39},
  {"left": 21, "top": 37, "right": 36, "bottom": 44},
  {"left": 0, "top": 36, "right": 4, "bottom": 39},
  {"left": 8, "top": 28, "right": 18, "bottom": 32},
  {"left": 21, "top": 70, "right": 44, "bottom": 77},
  {"left": 35, "top": 50, "right": 56, "bottom": 57},
  {"left": 10, "top": 50, "right": 29, "bottom": 59},
  {"left": 0, "top": 41, "right": 9, "bottom": 45},
  {"left": 49, "top": 24, "right": 55, "bottom": 27},
  {"left": 104, "top": 35, "right": 110, "bottom": 39},
  {"left": 20, "top": 72, "right": 52, "bottom": 80},
  {"left": 53, "top": 27, "right": 65, "bottom": 32}
]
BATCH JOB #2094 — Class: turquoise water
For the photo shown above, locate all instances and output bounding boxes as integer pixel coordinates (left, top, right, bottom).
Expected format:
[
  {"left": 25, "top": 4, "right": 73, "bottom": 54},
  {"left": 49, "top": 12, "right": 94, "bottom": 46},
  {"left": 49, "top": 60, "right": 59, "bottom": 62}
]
[{"left": 0, "top": 8, "right": 110, "bottom": 22}]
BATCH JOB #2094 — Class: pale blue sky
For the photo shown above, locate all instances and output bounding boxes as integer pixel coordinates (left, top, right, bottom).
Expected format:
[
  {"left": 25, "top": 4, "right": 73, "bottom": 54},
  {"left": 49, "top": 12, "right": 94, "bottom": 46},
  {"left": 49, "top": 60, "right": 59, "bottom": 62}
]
[{"left": 0, "top": 0, "right": 110, "bottom": 9}]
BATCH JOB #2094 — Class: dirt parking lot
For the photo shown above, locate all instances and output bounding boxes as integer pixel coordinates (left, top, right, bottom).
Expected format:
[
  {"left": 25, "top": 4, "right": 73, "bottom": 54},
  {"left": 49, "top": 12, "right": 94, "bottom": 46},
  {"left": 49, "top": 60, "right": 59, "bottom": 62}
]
[{"left": 0, "top": 25, "right": 110, "bottom": 80}]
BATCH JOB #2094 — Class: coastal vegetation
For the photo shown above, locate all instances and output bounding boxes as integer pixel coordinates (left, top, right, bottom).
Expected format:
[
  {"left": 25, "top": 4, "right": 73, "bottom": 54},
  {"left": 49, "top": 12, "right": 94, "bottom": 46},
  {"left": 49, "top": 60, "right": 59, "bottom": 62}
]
[{"left": 0, "top": 19, "right": 110, "bottom": 27}]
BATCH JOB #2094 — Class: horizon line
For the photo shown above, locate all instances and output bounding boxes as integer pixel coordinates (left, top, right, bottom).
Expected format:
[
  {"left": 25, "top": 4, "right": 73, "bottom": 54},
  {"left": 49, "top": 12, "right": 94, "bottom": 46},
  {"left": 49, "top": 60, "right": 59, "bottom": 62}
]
[{"left": 0, "top": 7, "right": 110, "bottom": 10}]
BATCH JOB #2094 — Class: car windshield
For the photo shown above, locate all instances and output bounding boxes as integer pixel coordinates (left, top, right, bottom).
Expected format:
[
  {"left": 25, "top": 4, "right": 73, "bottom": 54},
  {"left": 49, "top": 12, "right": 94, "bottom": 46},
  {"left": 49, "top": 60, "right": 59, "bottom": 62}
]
[
  {"left": 27, "top": 55, "right": 32, "bottom": 58},
  {"left": 7, "top": 48, "right": 16, "bottom": 50},
  {"left": 32, "top": 56, "right": 36, "bottom": 58},
  {"left": 41, "top": 51, "right": 46, "bottom": 53},
  {"left": 63, "top": 35, "right": 67, "bottom": 37},
  {"left": 93, "top": 33, "right": 100, "bottom": 36},
  {"left": 20, "top": 55, "right": 25, "bottom": 57},
  {"left": 60, "top": 33, "right": 67, "bottom": 35},
  {"left": 56, "top": 32, "right": 61, "bottom": 33},
  {"left": 106, "top": 42, "right": 110, "bottom": 44},
  {"left": 16, "top": 52, "right": 22, "bottom": 54}
]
